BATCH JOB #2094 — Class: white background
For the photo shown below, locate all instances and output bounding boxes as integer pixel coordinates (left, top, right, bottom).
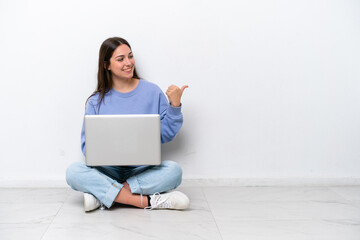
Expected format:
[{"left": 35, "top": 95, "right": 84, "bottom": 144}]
[{"left": 0, "top": 0, "right": 359, "bottom": 186}]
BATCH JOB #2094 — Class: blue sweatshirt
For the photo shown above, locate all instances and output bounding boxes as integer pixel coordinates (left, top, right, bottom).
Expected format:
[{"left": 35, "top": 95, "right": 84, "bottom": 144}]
[{"left": 81, "top": 79, "right": 183, "bottom": 156}]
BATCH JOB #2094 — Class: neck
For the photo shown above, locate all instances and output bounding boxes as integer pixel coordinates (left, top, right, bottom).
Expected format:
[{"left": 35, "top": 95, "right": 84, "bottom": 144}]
[{"left": 112, "top": 77, "right": 139, "bottom": 93}]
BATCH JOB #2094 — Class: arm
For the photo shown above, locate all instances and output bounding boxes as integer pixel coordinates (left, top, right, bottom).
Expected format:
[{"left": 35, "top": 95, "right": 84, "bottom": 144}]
[
  {"left": 160, "top": 84, "right": 188, "bottom": 143},
  {"left": 81, "top": 101, "right": 96, "bottom": 156},
  {"left": 159, "top": 93, "right": 183, "bottom": 143}
]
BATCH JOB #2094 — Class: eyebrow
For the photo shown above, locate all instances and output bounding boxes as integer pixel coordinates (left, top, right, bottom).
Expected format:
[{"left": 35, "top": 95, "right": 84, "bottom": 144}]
[{"left": 115, "top": 52, "right": 133, "bottom": 58}]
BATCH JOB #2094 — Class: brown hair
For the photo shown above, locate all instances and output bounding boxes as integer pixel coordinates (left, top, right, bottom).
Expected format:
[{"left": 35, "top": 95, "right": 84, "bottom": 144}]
[{"left": 86, "top": 37, "right": 140, "bottom": 112}]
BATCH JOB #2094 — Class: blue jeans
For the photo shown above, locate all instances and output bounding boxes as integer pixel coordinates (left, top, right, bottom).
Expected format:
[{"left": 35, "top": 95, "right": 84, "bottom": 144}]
[{"left": 65, "top": 160, "right": 183, "bottom": 208}]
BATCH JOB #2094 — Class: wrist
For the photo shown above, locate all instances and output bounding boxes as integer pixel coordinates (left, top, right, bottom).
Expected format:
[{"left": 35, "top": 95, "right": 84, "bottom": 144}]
[
  {"left": 167, "top": 104, "right": 182, "bottom": 116},
  {"left": 170, "top": 102, "right": 181, "bottom": 107}
]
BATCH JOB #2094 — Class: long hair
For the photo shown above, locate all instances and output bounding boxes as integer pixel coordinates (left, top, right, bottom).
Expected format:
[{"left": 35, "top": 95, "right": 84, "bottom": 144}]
[{"left": 86, "top": 37, "right": 140, "bottom": 112}]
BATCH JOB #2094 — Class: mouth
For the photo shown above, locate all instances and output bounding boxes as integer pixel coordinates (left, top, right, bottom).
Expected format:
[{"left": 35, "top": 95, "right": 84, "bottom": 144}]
[{"left": 123, "top": 67, "right": 133, "bottom": 73}]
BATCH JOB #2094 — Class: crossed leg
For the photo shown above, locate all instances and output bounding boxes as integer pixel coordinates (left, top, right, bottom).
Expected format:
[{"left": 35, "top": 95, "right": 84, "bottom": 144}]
[
  {"left": 115, "top": 182, "right": 148, "bottom": 208},
  {"left": 66, "top": 161, "right": 182, "bottom": 209}
]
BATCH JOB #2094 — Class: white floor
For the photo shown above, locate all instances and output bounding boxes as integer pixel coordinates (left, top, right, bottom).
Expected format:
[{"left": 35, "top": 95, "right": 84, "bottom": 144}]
[{"left": 1, "top": 186, "right": 360, "bottom": 240}]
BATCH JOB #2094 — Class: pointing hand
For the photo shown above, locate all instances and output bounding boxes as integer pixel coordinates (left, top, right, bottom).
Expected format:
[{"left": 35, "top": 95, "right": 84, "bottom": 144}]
[{"left": 166, "top": 85, "right": 188, "bottom": 107}]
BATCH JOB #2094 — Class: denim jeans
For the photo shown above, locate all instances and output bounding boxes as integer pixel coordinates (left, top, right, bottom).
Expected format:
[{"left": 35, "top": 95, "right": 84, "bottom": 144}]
[{"left": 65, "top": 160, "right": 183, "bottom": 208}]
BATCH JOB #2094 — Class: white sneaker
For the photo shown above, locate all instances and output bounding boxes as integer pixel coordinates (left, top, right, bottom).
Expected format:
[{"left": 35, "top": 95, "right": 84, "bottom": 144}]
[
  {"left": 83, "top": 193, "right": 101, "bottom": 212},
  {"left": 146, "top": 191, "right": 190, "bottom": 210}
]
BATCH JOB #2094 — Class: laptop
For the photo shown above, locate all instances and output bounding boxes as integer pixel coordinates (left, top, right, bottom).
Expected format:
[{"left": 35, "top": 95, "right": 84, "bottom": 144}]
[{"left": 84, "top": 114, "right": 161, "bottom": 166}]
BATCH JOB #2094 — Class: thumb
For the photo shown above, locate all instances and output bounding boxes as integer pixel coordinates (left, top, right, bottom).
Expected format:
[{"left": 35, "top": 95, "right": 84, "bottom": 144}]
[{"left": 180, "top": 85, "right": 189, "bottom": 94}]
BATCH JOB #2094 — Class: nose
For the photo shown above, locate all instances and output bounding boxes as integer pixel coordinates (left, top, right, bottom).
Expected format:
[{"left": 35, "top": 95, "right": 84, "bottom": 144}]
[{"left": 124, "top": 57, "right": 132, "bottom": 66}]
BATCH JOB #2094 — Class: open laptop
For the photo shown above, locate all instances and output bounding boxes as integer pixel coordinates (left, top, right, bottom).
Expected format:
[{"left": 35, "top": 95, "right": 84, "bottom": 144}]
[{"left": 84, "top": 114, "right": 161, "bottom": 166}]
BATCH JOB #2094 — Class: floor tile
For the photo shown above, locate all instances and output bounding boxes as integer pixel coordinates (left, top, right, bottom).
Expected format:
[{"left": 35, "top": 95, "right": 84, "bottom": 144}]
[
  {"left": 329, "top": 186, "right": 360, "bottom": 200},
  {"left": 0, "top": 223, "right": 49, "bottom": 240},
  {"left": 0, "top": 188, "right": 71, "bottom": 204},
  {"left": 42, "top": 220, "right": 222, "bottom": 240},
  {"left": 203, "top": 187, "right": 360, "bottom": 221},
  {"left": 215, "top": 219, "right": 360, "bottom": 240},
  {"left": 206, "top": 200, "right": 360, "bottom": 221},
  {"left": 203, "top": 186, "right": 346, "bottom": 202},
  {"left": 0, "top": 203, "right": 63, "bottom": 224}
]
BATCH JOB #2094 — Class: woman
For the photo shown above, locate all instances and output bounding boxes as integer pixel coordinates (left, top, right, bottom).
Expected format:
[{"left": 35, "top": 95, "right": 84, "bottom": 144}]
[{"left": 66, "top": 37, "right": 190, "bottom": 212}]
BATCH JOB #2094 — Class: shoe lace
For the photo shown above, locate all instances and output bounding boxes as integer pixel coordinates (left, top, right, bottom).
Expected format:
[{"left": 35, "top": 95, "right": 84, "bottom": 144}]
[{"left": 145, "top": 192, "right": 172, "bottom": 210}]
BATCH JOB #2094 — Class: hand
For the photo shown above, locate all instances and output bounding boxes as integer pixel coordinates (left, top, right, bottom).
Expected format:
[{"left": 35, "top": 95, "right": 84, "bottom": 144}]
[{"left": 166, "top": 85, "right": 188, "bottom": 107}]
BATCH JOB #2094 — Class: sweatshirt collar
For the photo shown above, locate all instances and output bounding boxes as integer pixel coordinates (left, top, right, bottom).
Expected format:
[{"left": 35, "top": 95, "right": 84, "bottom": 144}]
[{"left": 110, "top": 79, "right": 142, "bottom": 98}]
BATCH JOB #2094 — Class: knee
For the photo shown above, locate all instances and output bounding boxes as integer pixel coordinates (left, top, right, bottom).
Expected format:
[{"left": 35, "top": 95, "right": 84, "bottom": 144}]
[
  {"left": 162, "top": 160, "right": 183, "bottom": 187},
  {"left": 65, "top": 162, "right": 87, "bottom": 188}
]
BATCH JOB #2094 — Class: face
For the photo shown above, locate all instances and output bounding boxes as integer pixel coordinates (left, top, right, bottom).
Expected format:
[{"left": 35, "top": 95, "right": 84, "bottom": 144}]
[{"left": 107, "top": 44, "right": 135, "bottom": 81}]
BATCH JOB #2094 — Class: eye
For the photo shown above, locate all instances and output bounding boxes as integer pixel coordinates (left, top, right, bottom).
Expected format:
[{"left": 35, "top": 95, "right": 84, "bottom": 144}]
[
  {"left": 129, "top": 55, "right": 133, "bottom": 59},
  {"left": 117, "top": 58, "right": 123, "bottom": 62}
]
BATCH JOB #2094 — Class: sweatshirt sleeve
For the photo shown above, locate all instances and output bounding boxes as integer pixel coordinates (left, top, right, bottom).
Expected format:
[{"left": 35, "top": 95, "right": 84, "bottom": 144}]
[
  {"left": 159, "top": 92, "right": 183, "bottom": 143},
  {"left": 81, "top": 101, "right": 97, "bottom": 156}
]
